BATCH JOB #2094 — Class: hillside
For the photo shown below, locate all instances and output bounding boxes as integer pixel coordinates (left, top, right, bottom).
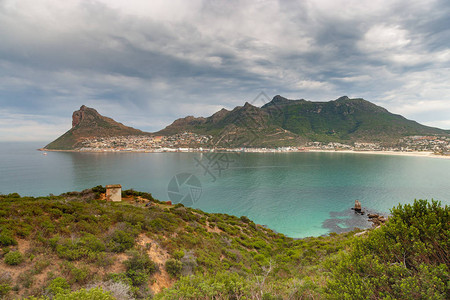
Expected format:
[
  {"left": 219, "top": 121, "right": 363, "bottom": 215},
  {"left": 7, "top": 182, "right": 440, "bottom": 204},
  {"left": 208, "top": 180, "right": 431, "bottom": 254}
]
[
  {"left": 0, "top": 189, "right": 448, "bottom": 299},
  {"left": 44, "top": 97, "right": 449, "bottom": 150},
  {"left": 158, "top": 95, "right": 448, "bottom": 146},
  {"left": 44, "top": 106, "right": 150, "bottom": 150}
]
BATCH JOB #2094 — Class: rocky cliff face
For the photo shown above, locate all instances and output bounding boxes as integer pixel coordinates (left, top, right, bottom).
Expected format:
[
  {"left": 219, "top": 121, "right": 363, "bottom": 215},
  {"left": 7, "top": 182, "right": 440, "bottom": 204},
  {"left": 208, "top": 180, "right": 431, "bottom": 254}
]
[{"left": 72, "top": 105, "right": 86, "bottom": 127}]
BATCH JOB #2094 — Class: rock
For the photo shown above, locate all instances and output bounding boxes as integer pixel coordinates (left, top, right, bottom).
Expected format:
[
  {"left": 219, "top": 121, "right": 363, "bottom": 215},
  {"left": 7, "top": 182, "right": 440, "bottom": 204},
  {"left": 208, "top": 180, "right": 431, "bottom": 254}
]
[
  {"left": 368, "top": 214, "right": 387, "bottom": 227},
  {"left": 354, "top": 200, "right": 362, "bottom": 211},
  {"left": 354, "top": 231, "right": 367, "bottom": 237},
  {"left": 72, "top": 109, "right": 84, "bottom": 128}
]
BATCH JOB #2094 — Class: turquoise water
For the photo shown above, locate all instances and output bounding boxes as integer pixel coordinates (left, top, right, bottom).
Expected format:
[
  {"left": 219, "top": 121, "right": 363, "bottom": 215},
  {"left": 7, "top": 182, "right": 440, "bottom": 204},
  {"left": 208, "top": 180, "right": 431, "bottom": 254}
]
[{"left": 1, "top": 142, "right": 449, "bottom": 238}]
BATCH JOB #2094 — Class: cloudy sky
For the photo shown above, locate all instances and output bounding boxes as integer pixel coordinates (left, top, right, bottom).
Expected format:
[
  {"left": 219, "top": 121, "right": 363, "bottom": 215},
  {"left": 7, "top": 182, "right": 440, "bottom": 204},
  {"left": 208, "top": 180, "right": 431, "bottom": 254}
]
[{"left": 1, "top": 0, "right": 449, "bottom": 141}]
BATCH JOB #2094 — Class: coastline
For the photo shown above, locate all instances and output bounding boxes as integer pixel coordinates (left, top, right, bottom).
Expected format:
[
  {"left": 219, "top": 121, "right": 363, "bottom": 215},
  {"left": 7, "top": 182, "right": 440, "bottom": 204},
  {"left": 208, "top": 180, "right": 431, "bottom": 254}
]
[
  {"left": 38, "top": 147, "right": 450, "bottom": 159},
  {"left": 307, "top": 149, "right": 450, "bottom": 159}
]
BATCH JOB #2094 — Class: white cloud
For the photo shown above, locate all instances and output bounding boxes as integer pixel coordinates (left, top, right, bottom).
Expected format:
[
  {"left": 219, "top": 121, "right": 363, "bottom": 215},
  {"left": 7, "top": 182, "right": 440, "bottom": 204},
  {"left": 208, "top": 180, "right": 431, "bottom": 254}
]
[
  {"left": 0, "top": 0, "right": 449, "bottom": 140},
  {"left": 359, "top": 24, "right": 411, "bottom": 52}
]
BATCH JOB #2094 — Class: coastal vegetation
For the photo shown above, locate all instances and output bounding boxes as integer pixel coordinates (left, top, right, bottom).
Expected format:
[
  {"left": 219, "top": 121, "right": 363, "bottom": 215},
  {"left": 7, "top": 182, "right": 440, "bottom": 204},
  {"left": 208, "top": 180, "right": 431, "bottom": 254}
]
[{"left": 0, "top": 188, "right": 448, "bottom": 299}]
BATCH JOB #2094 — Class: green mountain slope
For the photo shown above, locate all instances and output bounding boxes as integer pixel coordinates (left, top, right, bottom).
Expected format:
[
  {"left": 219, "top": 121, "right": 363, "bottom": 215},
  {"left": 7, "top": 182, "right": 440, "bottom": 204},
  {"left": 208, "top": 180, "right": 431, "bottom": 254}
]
[
  {"left": 0, "top": 190, "right": 448, "bottom": 299},
  {"left": 158, "top": 95, "right": 448, "bottom": 146},
  {"left": 45, "top": 96, "right": 449, "bottom": 150},
  {"left": 264, "top": 95, "right": 447, "bottom": 142},
  {"left": 44, "top": 105, "right": 150, "bottom": 150}
]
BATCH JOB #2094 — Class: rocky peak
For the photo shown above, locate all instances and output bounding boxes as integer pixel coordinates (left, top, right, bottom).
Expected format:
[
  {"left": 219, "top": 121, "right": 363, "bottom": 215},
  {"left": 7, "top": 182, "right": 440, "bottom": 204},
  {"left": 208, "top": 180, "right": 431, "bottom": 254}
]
[
  {"left": 336, "top": 96, "right": 350, "bottom": 102},
  {"left": 72, "top": 107, "right": 84, "bottom": 128},
  {"left": 272, "top": 95, "right": 289, "bottom": 103}
]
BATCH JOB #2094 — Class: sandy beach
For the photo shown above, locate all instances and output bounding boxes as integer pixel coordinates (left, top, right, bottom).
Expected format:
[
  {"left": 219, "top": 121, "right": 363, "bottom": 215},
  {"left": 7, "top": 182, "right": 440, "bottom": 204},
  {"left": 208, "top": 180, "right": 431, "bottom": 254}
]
[{"left": 307, "top": 149, "right": 450, "bottom": 159}]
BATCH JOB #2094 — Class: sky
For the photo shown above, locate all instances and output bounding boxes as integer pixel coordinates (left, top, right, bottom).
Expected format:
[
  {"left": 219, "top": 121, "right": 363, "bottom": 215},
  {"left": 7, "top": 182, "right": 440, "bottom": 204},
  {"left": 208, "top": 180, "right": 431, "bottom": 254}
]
[{"left": 0, "top": 0, "right": 449, "bottom": 142}]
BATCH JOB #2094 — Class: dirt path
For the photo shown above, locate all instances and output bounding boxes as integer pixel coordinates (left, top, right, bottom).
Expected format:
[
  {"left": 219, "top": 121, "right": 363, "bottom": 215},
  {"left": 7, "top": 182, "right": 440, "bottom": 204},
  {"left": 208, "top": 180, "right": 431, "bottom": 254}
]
[{"left": 136, "top": 234, "right": 174, "bottom": 294}]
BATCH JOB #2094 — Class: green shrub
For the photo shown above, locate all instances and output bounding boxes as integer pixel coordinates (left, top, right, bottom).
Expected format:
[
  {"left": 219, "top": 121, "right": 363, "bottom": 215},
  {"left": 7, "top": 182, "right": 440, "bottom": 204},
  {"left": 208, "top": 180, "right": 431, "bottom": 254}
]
[
  {"left": 240, "top": 216, "right": 251, "bottom": 223},
  {"left": 107, "top": 230, "right": 135, "bottom": 253},
  {"left": 81, "top": 233, "right": 106, "bottom": 252},
  {"left": 0, "top": 229, "right": 17, "bottom": 246},
  {"left": 173, "top": 250, "right": 184, "bottom": 260},
  {"left": 165, "top": 259, "right": 182, "bottom": 278},
  {"left": 326, "top": 199, "right": 449, "bottom": 299},
  {"left": 154, "top": 271, "right": 251, "bottom": 299},
  {"left": 47, "top": 277, "right": 70, "bottom": 296},
  {"left": 124, "top": 250, "right": 157, "bottom": 286},
  {"left": 56, "top": 240, "right": 89, "bottom": 261},
  {"left": 0, "top": 283, "right": 11, "bottom": 297},
  {"left": 4, "top": 251, "right": 24, "bottom": 265}
]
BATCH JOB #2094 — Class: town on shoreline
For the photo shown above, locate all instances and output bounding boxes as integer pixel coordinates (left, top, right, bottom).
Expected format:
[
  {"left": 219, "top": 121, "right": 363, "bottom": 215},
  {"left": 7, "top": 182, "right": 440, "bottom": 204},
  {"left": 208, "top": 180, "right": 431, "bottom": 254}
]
[{"left": 41, "top": 132, "right": 450, "bottom": 158}]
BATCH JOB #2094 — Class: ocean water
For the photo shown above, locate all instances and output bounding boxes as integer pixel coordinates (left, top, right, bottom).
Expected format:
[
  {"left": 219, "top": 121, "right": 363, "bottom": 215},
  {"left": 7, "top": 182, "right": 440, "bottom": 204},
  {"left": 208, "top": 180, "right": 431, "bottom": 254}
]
[{"left": 1, "top": 142, "right": 449, "bottom": 238}]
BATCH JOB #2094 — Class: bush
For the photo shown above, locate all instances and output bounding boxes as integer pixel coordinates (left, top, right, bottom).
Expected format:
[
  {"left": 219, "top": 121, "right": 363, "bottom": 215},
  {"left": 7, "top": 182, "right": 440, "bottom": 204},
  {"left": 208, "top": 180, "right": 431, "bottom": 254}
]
[
  {"left": 56, "top": 240, "right": 89, "bottom": 261},
  {"left": 4, "top": 251, "right": 24, "bottom": 265},
  {"left": 0, "top": 283, "right": 11, "bottom": 297},
  {"left": 108, "top": 230, "right": 135, "bottom": 253},
  {"left": 165, "top": 259, "right": 182, "bottom": 278},
  {"left": 326, "top": 199, "right": 449, "bottom": 299},
  {"left": 240, "top": 216, "right": 251, "bottom": 223},
  {"left": 124, "top": 250, "right": 157, "bottom": 286},
  {"left": 0, "top": 229, "right": 17, "bottom": 246},
  {"left": 173, "top": 250, "right": 185, "bottom": 260},
  {"left": 46, "top": 277, "right": 70, "bottom": 296},
  {"left": 154, "top": 271, "right": 251, "bottom": 299}
]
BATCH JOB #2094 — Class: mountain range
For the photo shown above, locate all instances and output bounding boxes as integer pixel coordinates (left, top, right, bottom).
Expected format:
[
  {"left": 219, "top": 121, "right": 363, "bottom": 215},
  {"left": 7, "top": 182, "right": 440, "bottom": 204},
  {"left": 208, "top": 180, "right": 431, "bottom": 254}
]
[{"left": 44, "top": 96, "right": 449, "bottom": 150}]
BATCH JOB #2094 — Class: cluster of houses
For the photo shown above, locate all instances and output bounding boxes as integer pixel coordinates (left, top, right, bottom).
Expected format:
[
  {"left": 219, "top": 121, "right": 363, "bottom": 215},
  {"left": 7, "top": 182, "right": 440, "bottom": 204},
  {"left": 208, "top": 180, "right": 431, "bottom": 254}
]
[
  {"left": 78, "top": 132, "right": 212, "bottom": 152},
  {"left": 77, "top": 133, "right": 450, "bottom": 154},
  {"left": 306, "top": 136, "right": 450, "bottom": 153},
  {"left": 396, "top": 136, "right": 450, "bottom": 153}
]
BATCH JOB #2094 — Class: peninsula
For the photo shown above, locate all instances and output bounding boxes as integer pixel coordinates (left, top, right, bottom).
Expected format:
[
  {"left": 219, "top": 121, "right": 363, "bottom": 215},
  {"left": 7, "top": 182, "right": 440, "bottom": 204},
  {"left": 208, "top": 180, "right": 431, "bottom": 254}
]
[{"left": 42, "top": 96, "right": 450, "bottom": 155}]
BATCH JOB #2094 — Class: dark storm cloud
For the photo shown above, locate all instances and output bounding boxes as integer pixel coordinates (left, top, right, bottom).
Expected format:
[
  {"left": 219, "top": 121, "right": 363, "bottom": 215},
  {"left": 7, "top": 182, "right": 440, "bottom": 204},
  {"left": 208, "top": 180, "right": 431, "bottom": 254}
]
[{"left": 0, "top": 0, "right": 449, "bottom": 140}]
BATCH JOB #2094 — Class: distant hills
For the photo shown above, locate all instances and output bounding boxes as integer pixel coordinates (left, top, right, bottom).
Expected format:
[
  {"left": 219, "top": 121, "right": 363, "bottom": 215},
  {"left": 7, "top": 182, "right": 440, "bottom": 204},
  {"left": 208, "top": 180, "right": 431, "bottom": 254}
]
[{"left": 44, "top": 96, "right": 449, "bottom": 150}]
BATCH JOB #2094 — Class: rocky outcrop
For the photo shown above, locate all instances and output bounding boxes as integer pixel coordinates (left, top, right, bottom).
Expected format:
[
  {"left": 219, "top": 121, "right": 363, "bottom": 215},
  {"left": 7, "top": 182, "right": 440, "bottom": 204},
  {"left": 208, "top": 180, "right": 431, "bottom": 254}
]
[
  {"left": 368, "top": 214, "right": 387, "bottom": 226},
  {"left": 351, "top": 200, "right": 364, "bottom": 215},
  {"left": 354, "top": 200, "right": 362, "bottom": 212}
]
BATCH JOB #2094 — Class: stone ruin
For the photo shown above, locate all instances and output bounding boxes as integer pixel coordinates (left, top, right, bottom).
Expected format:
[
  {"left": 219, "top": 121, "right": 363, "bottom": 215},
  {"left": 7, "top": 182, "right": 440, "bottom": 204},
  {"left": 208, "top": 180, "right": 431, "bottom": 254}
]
[{"left": 106, "top": 184, "right": 122, "bottom": 202}]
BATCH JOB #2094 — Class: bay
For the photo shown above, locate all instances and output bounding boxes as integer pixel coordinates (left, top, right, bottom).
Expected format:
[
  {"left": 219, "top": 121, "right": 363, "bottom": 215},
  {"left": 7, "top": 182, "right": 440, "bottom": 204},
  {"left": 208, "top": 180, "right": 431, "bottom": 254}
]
[{"left": 1, "top": 141, "right": 449, "bottom": 238}]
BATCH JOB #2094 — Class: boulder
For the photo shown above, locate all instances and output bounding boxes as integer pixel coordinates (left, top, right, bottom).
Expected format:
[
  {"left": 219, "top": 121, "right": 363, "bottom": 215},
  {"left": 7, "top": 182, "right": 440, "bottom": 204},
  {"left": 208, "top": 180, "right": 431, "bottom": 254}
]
[{"left": 354, "top": 200, "right": 362, "bottom": 212}]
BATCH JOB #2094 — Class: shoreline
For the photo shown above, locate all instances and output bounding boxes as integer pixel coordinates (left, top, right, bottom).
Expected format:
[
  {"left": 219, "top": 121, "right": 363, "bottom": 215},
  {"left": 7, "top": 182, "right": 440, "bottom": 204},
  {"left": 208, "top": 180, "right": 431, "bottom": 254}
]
[
  {"left": 307, "top": 149, "right": 450, "bottom": 159},
  {"left": 38, "top": 148, "right": 450, "bottom": 159}
]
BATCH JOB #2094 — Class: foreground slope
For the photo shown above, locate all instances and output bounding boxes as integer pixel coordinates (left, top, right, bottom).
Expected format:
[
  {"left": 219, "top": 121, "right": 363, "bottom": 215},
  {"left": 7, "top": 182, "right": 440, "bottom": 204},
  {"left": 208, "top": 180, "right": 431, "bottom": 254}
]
[
  {"left": 44, "top": 105, "right": 150, "bottom": 150},
  {"left": 0, "top": 189, "right": 448, "bottom": 299}
]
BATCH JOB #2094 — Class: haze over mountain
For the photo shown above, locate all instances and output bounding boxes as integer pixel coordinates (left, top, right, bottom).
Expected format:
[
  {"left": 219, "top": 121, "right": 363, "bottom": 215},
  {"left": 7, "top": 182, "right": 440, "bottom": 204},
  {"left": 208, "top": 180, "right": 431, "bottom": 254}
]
[{"left": 44, "top": 96, "right": 449, "bottom": 150}]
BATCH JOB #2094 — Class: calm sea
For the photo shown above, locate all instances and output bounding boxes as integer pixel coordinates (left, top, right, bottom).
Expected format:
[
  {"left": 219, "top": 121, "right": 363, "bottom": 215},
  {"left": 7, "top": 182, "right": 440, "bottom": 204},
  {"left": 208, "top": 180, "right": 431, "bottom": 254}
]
[{"left": 1, "top": 142, "right": 449, "bottom": 238}]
